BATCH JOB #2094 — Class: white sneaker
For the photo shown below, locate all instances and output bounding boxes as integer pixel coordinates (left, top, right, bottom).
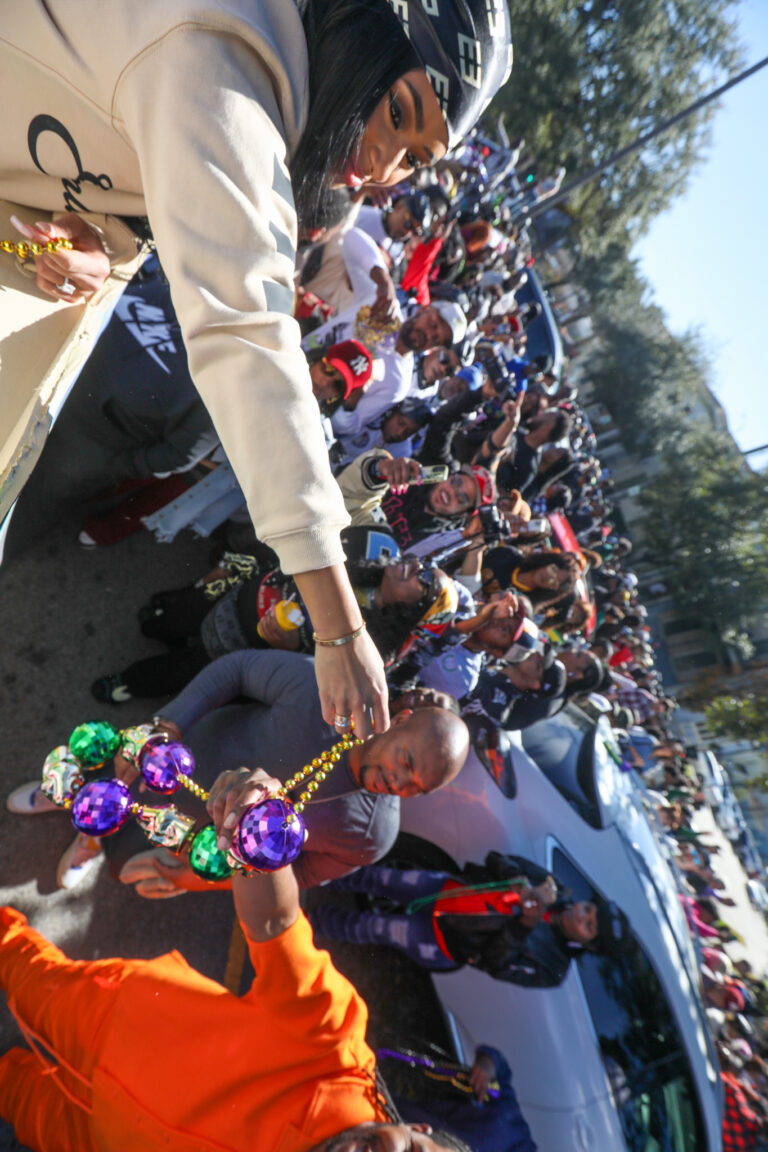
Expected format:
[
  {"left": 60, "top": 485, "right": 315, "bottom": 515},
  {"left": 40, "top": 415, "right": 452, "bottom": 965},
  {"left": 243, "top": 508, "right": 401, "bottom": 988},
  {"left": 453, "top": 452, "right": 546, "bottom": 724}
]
[
  {"left": 56, "top": 833, "right": 104, "bottom": 889},
  {"left": 6, "top": 781, "right": 59, "bottom": 815}
]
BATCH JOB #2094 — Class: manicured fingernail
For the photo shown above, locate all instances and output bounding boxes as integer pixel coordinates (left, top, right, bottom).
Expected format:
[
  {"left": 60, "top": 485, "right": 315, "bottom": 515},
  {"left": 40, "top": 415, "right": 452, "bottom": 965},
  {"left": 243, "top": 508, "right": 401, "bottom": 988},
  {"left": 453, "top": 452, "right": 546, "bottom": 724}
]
[
  {"left": 217, "top": 836, "right": 229, "bottom": 852},
  {"left": 10, "top": 214, "right": 31, "bottom": 236},
  {"left": 34, "top": 221, "right": 55, "bottom": 235},
  {"left": 223, "top": 811, "right": 238, "bottom": 829}
]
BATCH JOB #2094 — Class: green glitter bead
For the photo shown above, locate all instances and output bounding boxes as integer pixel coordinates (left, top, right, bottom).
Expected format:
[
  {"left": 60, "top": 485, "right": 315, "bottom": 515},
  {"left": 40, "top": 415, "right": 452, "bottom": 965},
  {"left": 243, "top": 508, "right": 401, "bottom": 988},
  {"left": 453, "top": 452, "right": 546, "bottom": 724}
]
[
  {"left": 188, "top": 824, "right": 233, "bottom": 881},
  {"left": 68, "top": 721, "right": 122, "bottom": 768}
]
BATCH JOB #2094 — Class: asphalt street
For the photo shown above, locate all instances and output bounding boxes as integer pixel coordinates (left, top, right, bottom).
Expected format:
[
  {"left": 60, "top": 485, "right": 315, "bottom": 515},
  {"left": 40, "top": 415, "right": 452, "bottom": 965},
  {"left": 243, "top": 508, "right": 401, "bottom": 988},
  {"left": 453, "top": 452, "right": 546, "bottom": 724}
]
[{"left": 0, "top": 508, "right": 444, "bottom": 1150}]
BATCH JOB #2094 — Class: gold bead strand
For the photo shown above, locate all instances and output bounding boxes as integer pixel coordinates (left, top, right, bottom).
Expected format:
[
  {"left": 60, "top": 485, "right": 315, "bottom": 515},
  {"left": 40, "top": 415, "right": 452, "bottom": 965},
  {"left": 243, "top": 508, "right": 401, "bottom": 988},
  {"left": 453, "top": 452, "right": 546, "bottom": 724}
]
[
  {"left": 0, "top": 237, "right": 73, "bottom": 260},
  {"left": 178, "top": 776, "right": 210, "bottom": 801},
  {"left": 285, "top": 732, "right": 362, "bottom": 814}
]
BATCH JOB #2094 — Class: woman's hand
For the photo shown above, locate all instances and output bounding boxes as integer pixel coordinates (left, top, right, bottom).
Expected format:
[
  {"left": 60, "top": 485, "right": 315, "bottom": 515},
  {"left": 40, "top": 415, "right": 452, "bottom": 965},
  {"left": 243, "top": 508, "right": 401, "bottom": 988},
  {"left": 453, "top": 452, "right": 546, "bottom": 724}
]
[
  {"left": 314, "top": 626, "right": 389, "bottom": 738},
  {"left": 11, "top": 212, "right": 111, "bottom": 301},
  {"left": 293, "top": 563, "right": 390, "bottom": 738},
  {"left": 207, "top": 767, "right": 284, "bottom": 854}
]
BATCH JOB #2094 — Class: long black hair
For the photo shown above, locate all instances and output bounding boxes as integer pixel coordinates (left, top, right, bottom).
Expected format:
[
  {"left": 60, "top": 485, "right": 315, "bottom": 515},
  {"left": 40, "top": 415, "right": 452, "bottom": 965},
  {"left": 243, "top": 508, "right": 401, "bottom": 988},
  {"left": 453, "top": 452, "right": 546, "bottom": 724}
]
[{"left": 293, "top": 0, "right": 418, "bottom": 227}]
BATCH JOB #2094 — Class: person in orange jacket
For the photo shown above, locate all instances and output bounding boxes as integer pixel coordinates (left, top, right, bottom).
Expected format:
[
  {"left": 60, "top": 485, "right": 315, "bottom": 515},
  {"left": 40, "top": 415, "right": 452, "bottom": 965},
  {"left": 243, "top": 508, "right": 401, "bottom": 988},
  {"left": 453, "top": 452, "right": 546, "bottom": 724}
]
[{"left": 0, "top": 766, "right": 470, "bottom": 1152}]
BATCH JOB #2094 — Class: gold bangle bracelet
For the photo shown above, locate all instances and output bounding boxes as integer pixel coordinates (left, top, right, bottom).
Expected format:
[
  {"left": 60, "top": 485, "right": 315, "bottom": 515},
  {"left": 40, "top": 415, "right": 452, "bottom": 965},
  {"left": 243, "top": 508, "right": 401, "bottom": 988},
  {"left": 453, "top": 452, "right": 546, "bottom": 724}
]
[{"left": 312, "top": 623, "right": 366, "bottom": 647}]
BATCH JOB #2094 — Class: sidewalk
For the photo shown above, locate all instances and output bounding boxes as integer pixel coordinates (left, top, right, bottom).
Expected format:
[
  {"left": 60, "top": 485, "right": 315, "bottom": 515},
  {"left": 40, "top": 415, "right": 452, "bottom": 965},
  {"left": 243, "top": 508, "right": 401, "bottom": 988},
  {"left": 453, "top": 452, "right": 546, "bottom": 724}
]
[{"left": 692, "top": 800, "right": 768, "bottom": 978}]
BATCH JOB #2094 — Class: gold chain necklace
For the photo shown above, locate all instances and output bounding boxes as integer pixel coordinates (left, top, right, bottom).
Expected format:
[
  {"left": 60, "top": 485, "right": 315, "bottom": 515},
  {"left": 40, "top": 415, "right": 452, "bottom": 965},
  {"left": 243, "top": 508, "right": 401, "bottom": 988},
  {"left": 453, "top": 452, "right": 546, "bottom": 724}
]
[
  {"left": 0, "top": 236, "right": 73, "bottom": 260},
  {"left": 279, "top": 731, "right": 364, "bottom": 814}
]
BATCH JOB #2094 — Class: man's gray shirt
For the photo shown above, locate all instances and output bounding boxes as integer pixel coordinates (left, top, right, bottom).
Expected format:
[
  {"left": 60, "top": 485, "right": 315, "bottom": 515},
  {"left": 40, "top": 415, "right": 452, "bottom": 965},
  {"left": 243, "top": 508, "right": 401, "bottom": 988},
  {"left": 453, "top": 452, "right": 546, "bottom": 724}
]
[{"left": 162, "top": 649, "right": 400, "bottom": 887}]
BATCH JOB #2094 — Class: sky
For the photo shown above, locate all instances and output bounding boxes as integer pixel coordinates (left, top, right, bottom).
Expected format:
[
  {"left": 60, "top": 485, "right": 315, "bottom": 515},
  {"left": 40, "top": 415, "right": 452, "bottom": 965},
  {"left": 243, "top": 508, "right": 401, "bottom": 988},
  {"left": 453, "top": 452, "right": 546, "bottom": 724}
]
[{"left": 634, "top": 0, "right": 768, "bottom": 468}]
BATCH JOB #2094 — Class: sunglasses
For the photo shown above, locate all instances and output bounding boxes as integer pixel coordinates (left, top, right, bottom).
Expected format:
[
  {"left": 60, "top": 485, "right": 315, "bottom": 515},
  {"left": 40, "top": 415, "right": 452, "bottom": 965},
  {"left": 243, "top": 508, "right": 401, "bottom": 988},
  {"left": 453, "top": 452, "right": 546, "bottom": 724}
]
[
  {"left": 402, "top": 215, "right": 424, "bottom": 237},
  {"left": 399, "top": 558, "right": 435, "bottom": 590}
]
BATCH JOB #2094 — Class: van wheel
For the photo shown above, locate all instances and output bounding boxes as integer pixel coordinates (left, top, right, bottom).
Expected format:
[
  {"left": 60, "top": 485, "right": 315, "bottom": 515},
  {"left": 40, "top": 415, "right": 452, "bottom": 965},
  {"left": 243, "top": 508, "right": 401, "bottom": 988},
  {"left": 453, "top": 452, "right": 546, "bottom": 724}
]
[{"left": 383, "top": 832, "right": 459, "bottom": 873}]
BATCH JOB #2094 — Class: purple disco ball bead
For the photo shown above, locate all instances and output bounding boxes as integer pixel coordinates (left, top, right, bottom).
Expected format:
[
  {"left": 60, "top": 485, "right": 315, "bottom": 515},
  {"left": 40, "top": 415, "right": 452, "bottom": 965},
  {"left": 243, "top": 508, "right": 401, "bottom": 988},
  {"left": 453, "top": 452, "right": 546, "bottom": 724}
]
[
  {"left": 71, "top": 779, "right": 133, "bottom": 836},
  {"left": 232, "top": 797, "right": 305, "bottom": 872},
  {"left": 139, "top": 740, "right": 195, "bottom": 794}
]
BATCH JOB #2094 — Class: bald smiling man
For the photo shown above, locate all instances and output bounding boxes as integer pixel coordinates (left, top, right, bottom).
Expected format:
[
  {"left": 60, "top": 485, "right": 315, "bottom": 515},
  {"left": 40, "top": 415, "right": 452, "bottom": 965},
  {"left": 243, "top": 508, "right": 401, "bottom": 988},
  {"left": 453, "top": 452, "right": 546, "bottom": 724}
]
[{"left": 83, "top": 650, "right": 471, "bottom": 897}]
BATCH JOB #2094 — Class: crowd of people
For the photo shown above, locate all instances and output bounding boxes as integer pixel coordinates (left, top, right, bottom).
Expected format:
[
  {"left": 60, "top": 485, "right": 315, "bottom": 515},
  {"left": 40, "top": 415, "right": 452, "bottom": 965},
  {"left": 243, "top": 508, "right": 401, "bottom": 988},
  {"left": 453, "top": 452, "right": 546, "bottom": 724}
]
[
  {"left": 1, "top": 1, "right": 765, "bottom": 1150},
  {"left": 636, "top": 741, "right": 768, "bottom": 1149}
]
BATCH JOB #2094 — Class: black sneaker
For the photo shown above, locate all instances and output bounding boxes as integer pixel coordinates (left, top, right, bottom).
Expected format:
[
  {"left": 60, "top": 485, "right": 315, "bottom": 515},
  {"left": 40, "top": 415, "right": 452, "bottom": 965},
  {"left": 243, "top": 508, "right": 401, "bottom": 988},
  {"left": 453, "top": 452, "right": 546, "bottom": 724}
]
[{"left": 91, "top": 674, "right": 132, "bottom": 704}]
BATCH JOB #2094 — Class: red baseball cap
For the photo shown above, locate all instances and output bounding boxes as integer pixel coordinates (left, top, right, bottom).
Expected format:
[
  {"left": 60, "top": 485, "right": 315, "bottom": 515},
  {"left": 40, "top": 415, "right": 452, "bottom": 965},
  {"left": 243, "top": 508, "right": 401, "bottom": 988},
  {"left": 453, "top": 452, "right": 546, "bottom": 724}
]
[{"left": 326, "top": 340, "right": 373, "bottom": 399}]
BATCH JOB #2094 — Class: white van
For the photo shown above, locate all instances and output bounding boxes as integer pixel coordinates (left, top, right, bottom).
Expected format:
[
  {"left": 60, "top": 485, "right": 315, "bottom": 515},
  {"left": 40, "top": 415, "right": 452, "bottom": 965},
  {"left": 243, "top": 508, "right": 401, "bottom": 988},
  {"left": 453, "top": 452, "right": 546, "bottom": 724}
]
[{"left": 397, "top": 710, "right": 723, "bottom": 1151}]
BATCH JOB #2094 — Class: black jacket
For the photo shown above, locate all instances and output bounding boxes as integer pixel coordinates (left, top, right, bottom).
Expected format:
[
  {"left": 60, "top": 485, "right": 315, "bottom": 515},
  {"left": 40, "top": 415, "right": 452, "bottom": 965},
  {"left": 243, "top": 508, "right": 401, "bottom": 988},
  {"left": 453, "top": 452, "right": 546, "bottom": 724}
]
[{"left": 436, "top": 853, "right": 576, "bottom": 988}]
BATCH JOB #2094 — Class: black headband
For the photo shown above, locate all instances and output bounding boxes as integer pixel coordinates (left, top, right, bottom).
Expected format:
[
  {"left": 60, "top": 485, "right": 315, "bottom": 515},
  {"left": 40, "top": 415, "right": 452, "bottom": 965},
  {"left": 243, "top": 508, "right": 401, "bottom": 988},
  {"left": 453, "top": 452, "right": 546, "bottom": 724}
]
[{"left": 385, "top": 0, "right": 513, "bottom": 147}]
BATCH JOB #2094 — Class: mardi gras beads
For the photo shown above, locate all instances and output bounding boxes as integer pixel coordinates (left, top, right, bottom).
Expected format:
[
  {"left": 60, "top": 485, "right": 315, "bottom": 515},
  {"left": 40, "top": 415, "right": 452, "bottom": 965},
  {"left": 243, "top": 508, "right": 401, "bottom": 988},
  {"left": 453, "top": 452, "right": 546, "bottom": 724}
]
[
  {"left": 40, "top": 722, "right": 363, "bottom": 878},
  {"left": 40, "top": 720, "right": 130, "bottom": 807},
  {"left": 0, "top": 236, "right": 73, "bottom": 261},
  {"left": 68, "top": 720, "right": 123, "bottom": 767}
]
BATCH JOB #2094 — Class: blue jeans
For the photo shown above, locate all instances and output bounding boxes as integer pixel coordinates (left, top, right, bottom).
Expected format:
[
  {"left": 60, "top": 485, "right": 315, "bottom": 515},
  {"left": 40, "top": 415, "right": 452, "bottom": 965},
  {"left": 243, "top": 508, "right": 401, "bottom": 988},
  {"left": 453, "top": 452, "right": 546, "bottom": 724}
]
[{"left": 309, "top": 866, "right": 457, "bottom": 970}]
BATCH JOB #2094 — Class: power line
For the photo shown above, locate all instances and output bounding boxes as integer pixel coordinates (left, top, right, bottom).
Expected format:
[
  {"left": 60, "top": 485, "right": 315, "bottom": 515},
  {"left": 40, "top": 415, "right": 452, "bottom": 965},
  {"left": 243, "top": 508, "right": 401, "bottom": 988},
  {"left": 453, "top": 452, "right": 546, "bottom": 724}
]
[{"left": 528, "top": 55, "right": 768, "bottom": 219}]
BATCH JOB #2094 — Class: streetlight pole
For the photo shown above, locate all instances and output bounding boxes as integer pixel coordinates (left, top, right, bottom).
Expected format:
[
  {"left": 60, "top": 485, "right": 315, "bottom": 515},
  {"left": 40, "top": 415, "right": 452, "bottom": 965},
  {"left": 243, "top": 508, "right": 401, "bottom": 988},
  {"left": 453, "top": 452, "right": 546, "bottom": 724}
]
[{"left": 527, "top": 55, "right": 768, "bottom": 219}]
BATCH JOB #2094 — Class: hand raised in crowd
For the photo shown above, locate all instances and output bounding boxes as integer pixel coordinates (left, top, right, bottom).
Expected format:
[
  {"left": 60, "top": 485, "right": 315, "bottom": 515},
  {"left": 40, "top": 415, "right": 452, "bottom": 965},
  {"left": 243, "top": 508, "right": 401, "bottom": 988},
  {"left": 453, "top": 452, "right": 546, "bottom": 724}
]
[
  {"left": 468, "top": 1050, "right": 498, "bottom": 1103},
  {"left": 455, "top": 589, "right": 521, "bottom": 635},
  {"left": 500, "top": 392, "right": 525, "bottom": 429},
  {"left": 369, "top": 264, "right": 399, "bottom": 323},
  {"left": 519, "top": 887, "right": 546, "bottom": 928},
  {"left": 374, "top": 455, "right": 422, "bottom": 494},
  {"left": 533, "top": 874, "right": 559, "bottom": 907},
  {"left": 12, "top": 212, "right": 111, "bottom": 301},
  {"left": 462, "top": 512, "right": 484, "bottom": 539},
  {"left": 257, "top": 605, "right": 301, "bottom": 651}
]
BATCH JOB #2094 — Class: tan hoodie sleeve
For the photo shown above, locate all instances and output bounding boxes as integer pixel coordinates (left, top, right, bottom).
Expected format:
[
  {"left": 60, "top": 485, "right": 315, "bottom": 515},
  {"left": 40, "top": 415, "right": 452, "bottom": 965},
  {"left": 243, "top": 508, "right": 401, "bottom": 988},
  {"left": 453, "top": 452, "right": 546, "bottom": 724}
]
[{"left": 115, "top": 25, "right": 349, "bottom": 574}]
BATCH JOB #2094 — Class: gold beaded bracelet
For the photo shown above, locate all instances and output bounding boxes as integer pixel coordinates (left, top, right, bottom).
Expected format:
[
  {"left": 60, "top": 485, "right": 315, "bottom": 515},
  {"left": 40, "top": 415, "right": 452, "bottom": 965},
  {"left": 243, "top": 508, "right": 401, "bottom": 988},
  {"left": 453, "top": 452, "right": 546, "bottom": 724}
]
[
  {"left": 1, "top": 237, "right": 73, "bottom": 261},
  {"left": 312, "top": 622, "right": 366, "bottom": 648}
]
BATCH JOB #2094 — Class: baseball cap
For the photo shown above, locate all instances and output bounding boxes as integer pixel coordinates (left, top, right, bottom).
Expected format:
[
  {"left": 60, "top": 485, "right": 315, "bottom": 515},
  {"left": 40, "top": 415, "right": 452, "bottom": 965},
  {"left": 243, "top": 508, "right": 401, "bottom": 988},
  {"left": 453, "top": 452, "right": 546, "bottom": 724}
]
[
  {"left": 326, "top": 340, "right": 373, "bottom": 399},
  {"left": 396, "top": 396, "right": 433, "bottom": 429},
  {"left": 456, "top": 364, "right": 484, "bottom": 391},
  {"left": 501, "top": 615, "right": 544, "bottom": 664},
  {"left": 432, "top": 300, "right": 468, "bottom": 344}
]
